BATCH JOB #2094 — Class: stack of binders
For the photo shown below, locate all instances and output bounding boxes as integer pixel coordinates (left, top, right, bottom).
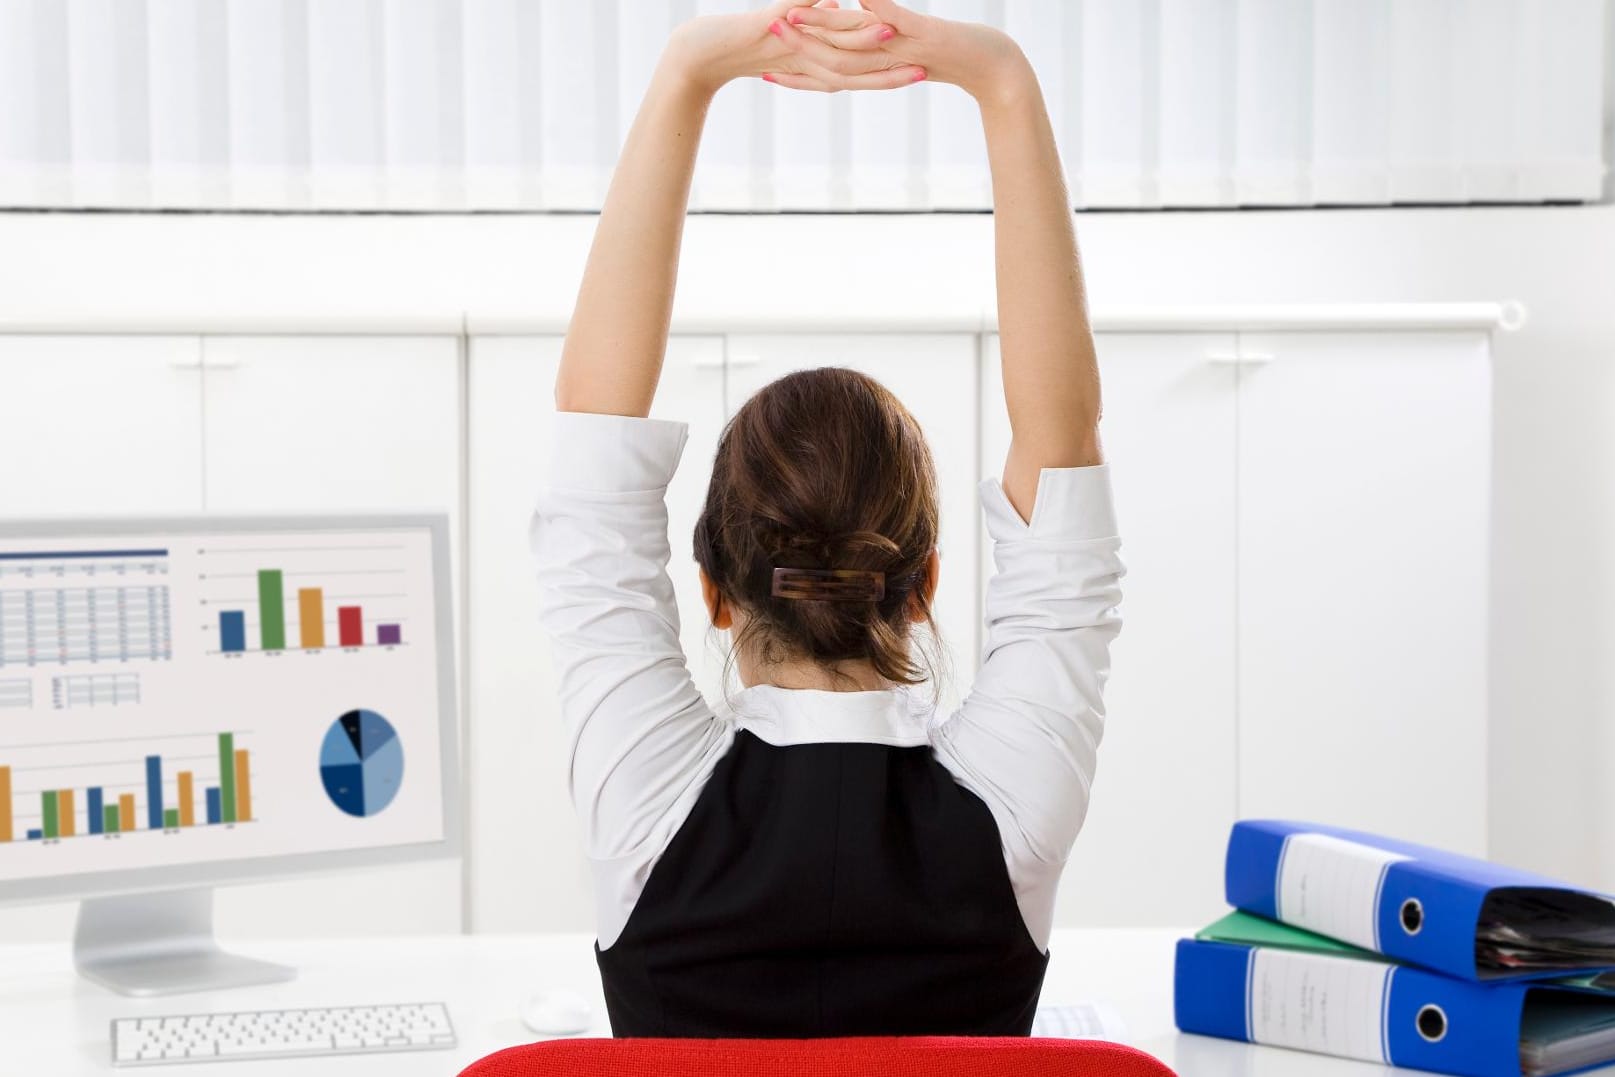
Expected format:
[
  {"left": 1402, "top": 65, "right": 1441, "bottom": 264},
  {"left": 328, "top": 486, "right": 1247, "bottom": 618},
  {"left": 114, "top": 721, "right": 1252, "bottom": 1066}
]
[{"left": 1175, "top": 820, "right": 1615, "bottom": 1077}]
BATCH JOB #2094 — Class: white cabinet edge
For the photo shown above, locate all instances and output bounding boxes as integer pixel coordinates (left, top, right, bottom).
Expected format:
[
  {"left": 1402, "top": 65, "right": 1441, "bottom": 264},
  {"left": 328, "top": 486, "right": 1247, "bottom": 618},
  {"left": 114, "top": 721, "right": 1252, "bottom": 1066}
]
[{"left": 0, "top": 302, "right": 1525, "bottom": 336}]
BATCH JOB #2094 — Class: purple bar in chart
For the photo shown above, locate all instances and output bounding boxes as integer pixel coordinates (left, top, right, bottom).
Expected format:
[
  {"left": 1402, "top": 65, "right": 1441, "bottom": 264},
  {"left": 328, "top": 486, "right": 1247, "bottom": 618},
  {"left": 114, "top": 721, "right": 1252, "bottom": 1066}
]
[{"left": 377, "top": 624, "right": 402, "bottom": 646}]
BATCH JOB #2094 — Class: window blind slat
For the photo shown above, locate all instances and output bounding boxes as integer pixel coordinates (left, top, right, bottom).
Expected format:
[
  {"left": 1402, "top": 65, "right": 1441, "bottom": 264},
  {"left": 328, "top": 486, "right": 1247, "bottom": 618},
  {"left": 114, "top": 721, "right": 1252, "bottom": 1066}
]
[{"left": 309, "top": 0, "right": 384, "bottom": 208}]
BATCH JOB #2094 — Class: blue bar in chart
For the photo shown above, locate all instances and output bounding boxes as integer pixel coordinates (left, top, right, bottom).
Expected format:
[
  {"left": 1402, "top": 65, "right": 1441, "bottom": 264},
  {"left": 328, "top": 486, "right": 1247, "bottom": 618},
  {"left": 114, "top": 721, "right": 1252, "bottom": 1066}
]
[
  {"left": 218, "top": 611, "right": 246, "bottom": 654},
  {"left": 87, "top": 786, "right": 104, "bottom": 835},
  {"left": 26, "top": 828, "right": 41, "bottom": 840},
  {"left": 145, "top": 756, "right": 163, "bottom": 831},
  {"left": 205, "top": 787, "right": 221, "bottom": 825}
]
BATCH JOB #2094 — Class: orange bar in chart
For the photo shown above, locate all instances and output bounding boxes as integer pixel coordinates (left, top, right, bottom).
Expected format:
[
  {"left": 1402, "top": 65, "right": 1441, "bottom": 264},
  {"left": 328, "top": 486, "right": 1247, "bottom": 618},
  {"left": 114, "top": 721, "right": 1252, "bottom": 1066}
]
[
  {"left": 233, "top": 750, "right": 253, "bottom": 822},
  {"left": 178, "top": 771, "right": 195, "bottom": 827},
  {"left": 0, "top": 766, "right": 11, "bottom": 842},
  {"left": 118, "top": 793, "right": 136, "bottom": 832},
  {"left": 58, "top": 789, "right": 75, "bottom": 838},
  {"left": 298, "top": 588, "right": 325, "bottom": 649}
]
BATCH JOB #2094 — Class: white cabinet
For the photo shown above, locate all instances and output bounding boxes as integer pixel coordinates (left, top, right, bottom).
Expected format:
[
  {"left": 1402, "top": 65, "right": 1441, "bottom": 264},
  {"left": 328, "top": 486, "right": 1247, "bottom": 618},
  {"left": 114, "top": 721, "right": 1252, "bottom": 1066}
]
[
  {"left": 982, "top": 333, "right": 1240, "bottom": 926},
  {"left": 465, "top": 336, "right": 727, "bottom": 933},
  {"left": 982, "top": 329, "right": 1490, "bottom": 925},
  {"left": 0, "top": 336, "right": 205, "bottom": 515},
  {"left": 198, "top": 336, "right": 465, "bottom": 937},
  {"left": 725, "top": 335, "right": 980, "bottom": 707},
  {"left": 1236, "top": 331, "right": 1490, "bottom": 854}
]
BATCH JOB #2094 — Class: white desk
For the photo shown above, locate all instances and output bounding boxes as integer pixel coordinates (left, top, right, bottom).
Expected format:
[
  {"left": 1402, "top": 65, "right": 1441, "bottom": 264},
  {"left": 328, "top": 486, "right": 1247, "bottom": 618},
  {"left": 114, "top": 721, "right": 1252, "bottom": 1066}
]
[{"left": 0, "top": 928, "right": 1394, "bottom": 1077}]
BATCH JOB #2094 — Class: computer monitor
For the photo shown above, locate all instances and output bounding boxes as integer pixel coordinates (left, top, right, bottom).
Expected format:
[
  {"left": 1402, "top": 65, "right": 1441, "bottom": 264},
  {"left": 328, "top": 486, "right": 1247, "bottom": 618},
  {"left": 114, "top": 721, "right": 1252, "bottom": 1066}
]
[{"left": 0, "top": 515, "right": 459, "bottom": 996}]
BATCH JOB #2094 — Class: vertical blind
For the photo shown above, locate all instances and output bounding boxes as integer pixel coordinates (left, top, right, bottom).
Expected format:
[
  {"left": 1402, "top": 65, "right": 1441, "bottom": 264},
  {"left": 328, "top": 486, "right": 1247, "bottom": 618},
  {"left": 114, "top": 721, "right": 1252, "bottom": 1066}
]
[{"left": 0, "top": 0, "right": 1606, "bottom": 212}]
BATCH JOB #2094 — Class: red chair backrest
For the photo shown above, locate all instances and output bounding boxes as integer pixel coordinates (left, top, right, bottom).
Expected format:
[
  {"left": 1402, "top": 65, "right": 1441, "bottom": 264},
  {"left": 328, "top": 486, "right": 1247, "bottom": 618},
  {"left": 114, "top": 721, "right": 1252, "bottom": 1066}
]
[{"left": 460, "top": 1037, "right": 1177, "bottom": 1076}]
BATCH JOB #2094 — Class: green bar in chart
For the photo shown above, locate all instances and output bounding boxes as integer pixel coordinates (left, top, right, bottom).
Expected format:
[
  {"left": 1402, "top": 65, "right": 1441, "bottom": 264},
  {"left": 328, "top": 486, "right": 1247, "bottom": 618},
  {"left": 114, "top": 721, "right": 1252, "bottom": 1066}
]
[
  {"left": 41, "top": 790, "right": 58, "bottom": 839},
  {"left": 103, "top": 805, "right": 120, "bottom": 833},
  {"left": 163, "top": 808, "right": 179, "bottom": 829},
  {"left": 257, "top": 570, "right": 286, "bottom": 651},
  {"left": 218, "top": 732, "right": 237, "bottom": 822}
]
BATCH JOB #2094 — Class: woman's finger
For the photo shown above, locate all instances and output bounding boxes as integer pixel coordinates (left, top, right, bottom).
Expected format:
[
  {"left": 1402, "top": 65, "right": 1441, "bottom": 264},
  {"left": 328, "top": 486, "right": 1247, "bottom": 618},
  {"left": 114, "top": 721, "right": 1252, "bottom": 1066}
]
[
  {"left": 761, "top": 70, "right": 841, "bottom": 93},
  {"left": 785, "top": 6, "right": 871, "bottom": 31},
  {"left": 857, "top": 0, "right": 921, "bottom": 35},
  {"left": 821, "top": 64, "right": 927, "bottom": 90},
  {"left": 796, "top": 21, "right": 895, "bottom": 50}
]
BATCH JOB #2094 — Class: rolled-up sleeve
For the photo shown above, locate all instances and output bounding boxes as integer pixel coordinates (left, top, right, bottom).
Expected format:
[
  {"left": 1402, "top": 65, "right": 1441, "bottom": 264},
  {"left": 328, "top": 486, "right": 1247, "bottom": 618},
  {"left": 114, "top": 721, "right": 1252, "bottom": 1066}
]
[
  {"left": 931, "top": 464, "right": 1124, "bottom": 949},
  {"left": 530, "top": 412, "right": 730, "bottom": 870}
]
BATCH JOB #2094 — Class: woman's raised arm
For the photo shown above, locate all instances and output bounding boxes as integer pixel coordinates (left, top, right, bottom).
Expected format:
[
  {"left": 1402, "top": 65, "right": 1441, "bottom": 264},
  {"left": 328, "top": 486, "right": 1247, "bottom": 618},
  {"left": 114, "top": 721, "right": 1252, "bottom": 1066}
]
[
  {"left": 814, "top": 1, "right": 1102, "bottom": 522},
  {"left": 556, "top": 2, "right": 922, "bottom": 418}
]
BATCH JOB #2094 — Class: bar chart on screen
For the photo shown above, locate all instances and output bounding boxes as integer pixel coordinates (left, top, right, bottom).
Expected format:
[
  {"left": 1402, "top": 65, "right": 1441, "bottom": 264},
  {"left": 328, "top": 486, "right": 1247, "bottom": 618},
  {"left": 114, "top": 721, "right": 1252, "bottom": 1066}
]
[
  {"left": 0, "top": 731, "right": 255, "bottom": 845},
  {"left": 195, "top": 540, "right": 412, "bottom": 657}
]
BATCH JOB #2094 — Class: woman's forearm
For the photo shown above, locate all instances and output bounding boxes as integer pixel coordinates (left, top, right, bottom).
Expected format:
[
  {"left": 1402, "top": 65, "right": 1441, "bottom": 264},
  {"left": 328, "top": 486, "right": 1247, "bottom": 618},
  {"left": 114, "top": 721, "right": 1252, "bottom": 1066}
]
[
  {"left": 555, "top": 54, "right": 716, "bottom": 418},
  {"left": 978, "top": 62, "right": 1103, "bottom": 519}
]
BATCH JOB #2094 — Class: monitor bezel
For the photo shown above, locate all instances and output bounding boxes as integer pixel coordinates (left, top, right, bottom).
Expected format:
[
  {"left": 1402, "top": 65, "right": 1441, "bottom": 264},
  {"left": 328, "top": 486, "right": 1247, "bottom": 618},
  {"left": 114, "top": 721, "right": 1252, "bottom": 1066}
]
[{"left": 0, "top": 512, "right": 462, "bottom": 905}]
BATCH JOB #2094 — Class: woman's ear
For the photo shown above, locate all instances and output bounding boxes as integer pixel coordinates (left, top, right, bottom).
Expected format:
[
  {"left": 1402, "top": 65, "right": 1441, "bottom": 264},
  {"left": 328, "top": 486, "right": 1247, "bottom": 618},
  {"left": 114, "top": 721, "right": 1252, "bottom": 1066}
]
[
  {"left": 909, "top": 549, "right": 941, "bottom": 623},
  {"left": 700, "top": 567, "right": 733, "bottom": 630}
]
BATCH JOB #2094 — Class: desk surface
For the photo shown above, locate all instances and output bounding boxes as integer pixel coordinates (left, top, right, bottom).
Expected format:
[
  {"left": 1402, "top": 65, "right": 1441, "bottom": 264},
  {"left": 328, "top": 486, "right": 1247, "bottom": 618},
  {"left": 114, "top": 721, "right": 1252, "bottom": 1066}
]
[{"left": 0, "top": 927, "right": 1399, "bottom": 1077}]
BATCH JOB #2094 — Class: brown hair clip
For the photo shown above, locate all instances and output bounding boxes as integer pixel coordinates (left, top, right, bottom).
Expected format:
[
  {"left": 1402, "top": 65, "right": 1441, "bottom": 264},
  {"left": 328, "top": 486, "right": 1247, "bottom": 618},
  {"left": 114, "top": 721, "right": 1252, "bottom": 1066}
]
[{"left": 770, "top": 567, "right": 886, "bottom": 602}]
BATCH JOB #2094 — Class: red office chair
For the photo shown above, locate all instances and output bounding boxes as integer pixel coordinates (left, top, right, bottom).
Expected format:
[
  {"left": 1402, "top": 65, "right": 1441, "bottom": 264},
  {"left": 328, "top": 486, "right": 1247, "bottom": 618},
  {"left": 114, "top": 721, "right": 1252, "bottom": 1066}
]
[{"left": 460, "top": 1037, "right": 1177, "bottom": 1076}]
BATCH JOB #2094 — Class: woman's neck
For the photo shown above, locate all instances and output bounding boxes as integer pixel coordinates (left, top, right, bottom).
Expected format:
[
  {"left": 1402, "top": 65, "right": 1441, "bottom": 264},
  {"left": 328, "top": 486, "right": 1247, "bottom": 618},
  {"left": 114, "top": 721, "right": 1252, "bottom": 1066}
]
[{"left": 738, "top": 657, "right": 891, "bottom": 693}]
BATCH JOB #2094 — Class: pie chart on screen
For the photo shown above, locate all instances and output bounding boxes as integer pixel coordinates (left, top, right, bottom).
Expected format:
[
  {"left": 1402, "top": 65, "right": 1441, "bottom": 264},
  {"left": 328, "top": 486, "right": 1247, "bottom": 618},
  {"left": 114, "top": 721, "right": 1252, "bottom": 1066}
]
[{"left": 320, "top": 709, "right": 404, "bottom": 817}]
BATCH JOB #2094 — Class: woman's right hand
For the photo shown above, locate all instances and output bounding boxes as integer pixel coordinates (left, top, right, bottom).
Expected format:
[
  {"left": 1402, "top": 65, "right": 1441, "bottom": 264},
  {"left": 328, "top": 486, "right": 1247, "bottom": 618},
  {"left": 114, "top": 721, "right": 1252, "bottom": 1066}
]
[{"left": 782, "top": 0, "right": 1031, "bottom": 103}]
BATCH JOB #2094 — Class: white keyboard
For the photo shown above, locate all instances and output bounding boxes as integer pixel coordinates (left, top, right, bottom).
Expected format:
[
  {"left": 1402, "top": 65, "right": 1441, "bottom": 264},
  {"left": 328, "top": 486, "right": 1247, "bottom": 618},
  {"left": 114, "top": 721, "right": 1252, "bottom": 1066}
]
[{"left": 111, "top": 1002, "right": 456, "bottom": 1066}]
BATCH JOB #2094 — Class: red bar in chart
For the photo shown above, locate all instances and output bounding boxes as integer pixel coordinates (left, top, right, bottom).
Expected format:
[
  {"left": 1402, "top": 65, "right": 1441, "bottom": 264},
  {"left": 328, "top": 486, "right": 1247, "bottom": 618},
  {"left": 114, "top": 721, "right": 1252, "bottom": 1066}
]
[{"left": 338, "top": 607, "right": 363, "bottom": 648}]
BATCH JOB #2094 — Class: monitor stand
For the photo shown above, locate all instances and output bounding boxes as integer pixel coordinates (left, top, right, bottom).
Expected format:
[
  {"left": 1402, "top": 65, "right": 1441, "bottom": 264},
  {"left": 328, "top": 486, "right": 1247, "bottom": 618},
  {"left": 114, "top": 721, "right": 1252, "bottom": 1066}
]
[{"left": 73, "top": 888, "right": 296, "bottom": 997}]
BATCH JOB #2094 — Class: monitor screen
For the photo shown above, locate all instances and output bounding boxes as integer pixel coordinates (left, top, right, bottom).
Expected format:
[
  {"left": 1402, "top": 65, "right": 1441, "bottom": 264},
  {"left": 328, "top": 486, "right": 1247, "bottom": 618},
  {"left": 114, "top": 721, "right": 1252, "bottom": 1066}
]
[{"left": 0, "top": 519, "right": 454, "bottom": 896}]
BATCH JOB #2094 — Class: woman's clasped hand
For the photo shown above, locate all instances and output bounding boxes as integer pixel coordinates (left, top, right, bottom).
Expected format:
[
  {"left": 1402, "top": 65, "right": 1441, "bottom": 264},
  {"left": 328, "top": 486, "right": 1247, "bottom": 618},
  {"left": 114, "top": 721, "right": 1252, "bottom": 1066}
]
[{"left": 666, "top": 0, "right": 1029, "bottom": 101}]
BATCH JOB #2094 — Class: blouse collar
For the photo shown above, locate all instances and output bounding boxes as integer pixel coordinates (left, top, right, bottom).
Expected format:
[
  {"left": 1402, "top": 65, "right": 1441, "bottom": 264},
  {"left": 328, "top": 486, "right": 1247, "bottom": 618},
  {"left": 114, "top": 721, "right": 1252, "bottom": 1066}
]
[{"left": 720, "top": 683, "right": 935, "bottom": 748}]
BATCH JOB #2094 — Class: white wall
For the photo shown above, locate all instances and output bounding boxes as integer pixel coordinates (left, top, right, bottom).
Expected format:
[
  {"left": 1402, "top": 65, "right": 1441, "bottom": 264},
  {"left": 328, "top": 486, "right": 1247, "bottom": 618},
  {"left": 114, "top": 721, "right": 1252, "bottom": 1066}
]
[{"left": 0, "top": 205, "right": 1612, "bottom": 931}]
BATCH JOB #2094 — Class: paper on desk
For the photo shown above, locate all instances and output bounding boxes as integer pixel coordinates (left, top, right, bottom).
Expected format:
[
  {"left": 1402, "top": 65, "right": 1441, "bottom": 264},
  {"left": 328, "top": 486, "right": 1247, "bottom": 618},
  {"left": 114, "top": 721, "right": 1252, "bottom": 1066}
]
[{"left": 1031, "top": 1001, "right": 1128, "bottom": 1041}]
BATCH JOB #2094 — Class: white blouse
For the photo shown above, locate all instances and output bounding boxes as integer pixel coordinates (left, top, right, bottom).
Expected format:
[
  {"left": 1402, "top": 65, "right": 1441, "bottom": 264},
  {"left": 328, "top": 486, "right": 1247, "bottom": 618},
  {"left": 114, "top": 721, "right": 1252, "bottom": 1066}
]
[{"left": 531, "top": 410, "right": 1124, "bottom": 951}]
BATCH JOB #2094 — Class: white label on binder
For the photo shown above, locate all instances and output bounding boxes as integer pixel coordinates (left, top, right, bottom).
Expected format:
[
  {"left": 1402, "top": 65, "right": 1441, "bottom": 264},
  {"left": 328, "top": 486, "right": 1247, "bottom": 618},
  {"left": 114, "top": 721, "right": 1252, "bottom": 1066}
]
[
  {"left": 1248, "top": 949, "right": 1392, "bottom": 1064},
  {"left": 1276, "top": 833, "right": 1412, "bottom": 951}
]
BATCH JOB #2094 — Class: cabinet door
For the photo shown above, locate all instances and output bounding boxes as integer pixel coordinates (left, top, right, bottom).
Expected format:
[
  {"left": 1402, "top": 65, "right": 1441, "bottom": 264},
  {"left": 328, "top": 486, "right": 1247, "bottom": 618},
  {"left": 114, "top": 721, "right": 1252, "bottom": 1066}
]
[
  {"left": 200, "top": 335, "right": 464, "bottom": 937},
  {"left": 725, "top": 335, "right": 980, "bottom": 707},
  {"left": 982, "top": 333, "right": 1239, "bottom": 925},
  {"left": 466, "top": 336, "right": 727, "bottom": 933},
  {"left": 0, "top": 336, "right": 204, "bottom": 515},
  {"left": 1237, "top": 331, "right": 1490, "bottom": 853}
]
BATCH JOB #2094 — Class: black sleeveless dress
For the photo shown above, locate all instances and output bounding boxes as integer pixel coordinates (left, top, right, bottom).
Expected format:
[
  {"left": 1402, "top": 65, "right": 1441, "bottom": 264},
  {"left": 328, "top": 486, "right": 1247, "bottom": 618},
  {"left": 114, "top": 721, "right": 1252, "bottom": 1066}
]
[{"left": 594, "top": 730, "right": 1050, "bottom": 1037}]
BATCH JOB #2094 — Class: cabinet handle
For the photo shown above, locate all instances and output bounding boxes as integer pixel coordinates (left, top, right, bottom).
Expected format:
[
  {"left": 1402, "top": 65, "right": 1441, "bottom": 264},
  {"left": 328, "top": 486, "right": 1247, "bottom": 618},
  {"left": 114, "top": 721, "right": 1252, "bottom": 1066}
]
[{"left": 1205, "top": 350, "right": 1275, "bottom": 365}]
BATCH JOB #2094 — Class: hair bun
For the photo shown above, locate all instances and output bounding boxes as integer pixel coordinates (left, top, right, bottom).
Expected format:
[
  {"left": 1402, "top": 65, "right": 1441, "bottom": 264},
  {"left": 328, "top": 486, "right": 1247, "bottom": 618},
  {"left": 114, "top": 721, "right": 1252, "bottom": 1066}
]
[{"left": 773, "top": 528, "right": 900, "bottom": 568}]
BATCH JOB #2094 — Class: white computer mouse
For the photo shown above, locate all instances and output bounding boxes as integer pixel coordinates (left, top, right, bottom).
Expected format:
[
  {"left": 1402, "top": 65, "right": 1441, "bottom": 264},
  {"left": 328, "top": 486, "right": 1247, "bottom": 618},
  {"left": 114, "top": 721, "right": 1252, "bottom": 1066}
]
[{"left": 520, "top": 989, "right": 594, "bottom": 1037}]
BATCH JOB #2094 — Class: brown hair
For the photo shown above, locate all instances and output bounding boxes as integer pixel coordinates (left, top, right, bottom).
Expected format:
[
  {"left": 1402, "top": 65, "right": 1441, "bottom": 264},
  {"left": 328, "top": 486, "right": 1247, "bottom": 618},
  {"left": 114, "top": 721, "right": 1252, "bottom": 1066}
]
[{"left": 693, "top": 367, "right": 940, "bottom": 687}]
